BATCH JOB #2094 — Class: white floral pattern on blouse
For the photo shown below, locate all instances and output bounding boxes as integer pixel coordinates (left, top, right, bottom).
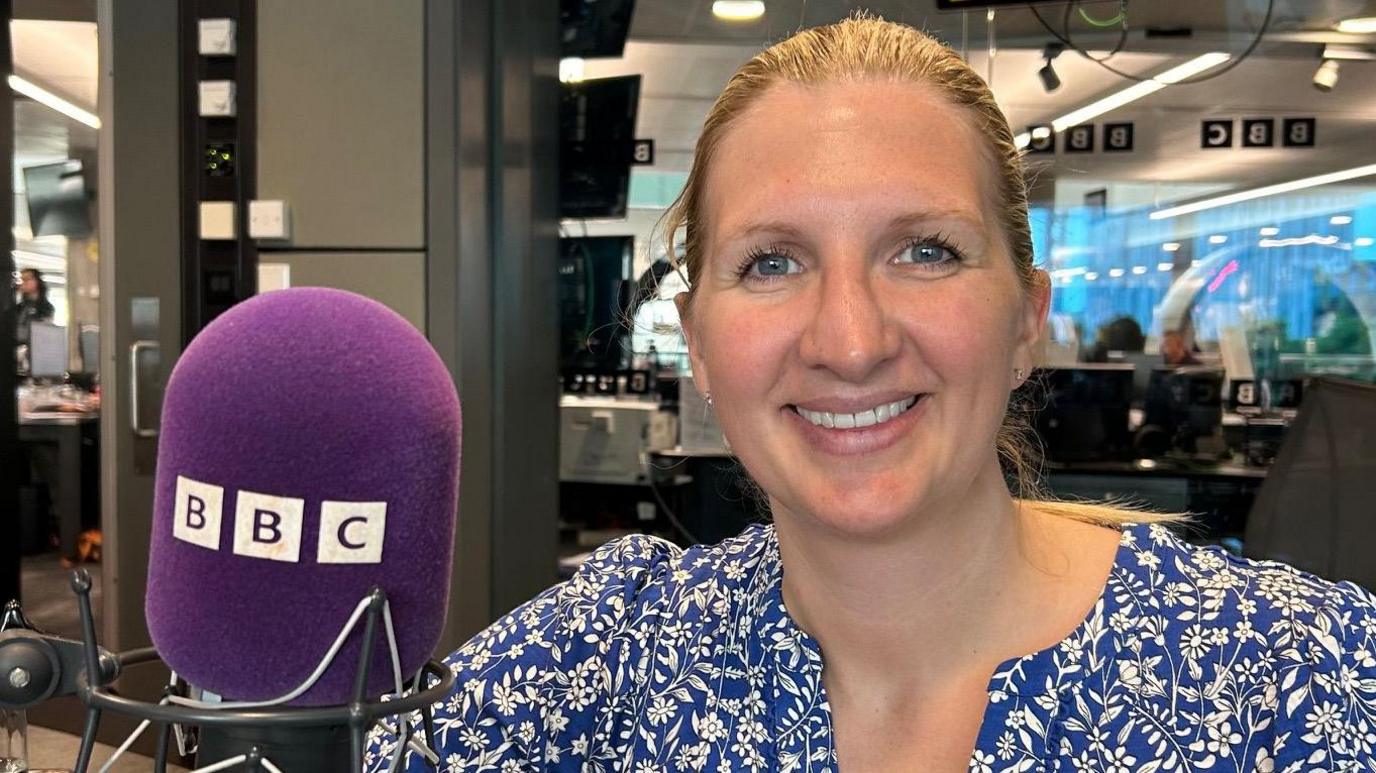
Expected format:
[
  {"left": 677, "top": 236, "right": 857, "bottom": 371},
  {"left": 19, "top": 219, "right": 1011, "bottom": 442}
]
[{"left": 365, "top": 523, "right": 1376, "bottom": 772}]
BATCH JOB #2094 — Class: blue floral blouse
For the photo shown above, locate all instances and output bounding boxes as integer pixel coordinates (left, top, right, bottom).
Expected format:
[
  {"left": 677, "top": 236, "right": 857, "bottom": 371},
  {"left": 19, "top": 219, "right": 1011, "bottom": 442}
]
[{"left": 366, "top": 522, "right": 1376, "bottom": 771}]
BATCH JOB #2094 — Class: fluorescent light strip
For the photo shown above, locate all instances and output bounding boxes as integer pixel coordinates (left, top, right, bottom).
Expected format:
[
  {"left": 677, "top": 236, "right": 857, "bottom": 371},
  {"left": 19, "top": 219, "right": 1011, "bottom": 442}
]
[
  {"left": 1259, "top": 234, "right": 1339, "bottom": 248},
  {"left": 9, "top": 75, "right": 100, "bottom": 129},
  {"left": 1337, "top": 17, "right": 1376, "bottom": 34},
  {"left": 712, "top": 0, "right": 765, "bottom": 21},
  {"left": 559, "top": 57, "right": 585, "bottom": 84},
  {"left": 1150, "top": 162, "right": 1376, "bottom": 220},
  {"left": 1015, "top": 53, "right": 1229, "bottom": 149}
]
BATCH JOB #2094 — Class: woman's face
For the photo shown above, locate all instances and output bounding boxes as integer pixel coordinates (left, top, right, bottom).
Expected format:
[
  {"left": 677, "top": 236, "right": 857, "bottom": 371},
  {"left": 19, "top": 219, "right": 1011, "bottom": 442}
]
[{"left": 679, "top": 79, "right": 1048, "bottom": 538}]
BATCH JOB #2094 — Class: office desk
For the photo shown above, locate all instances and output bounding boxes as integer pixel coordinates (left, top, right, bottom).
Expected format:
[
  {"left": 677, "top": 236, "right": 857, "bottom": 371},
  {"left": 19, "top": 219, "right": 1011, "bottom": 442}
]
[
  {"left": 649, "top": 449, "right": 1268, "bottom": 542},
  {"left": 649, "top": 448, "right": 765, "bottom": 545},
  {"left": 18, "top": 412, "right": 100, "bottom": 557},
  {"left": 1045, "top": 459, "right": 1267, "bottom": 539}
]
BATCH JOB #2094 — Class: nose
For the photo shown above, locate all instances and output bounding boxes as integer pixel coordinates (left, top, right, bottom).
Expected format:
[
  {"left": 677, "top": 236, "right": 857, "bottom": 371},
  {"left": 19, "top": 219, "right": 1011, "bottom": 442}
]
[{"left": 798, "top": 264, "right": 902, "bottom": 382}]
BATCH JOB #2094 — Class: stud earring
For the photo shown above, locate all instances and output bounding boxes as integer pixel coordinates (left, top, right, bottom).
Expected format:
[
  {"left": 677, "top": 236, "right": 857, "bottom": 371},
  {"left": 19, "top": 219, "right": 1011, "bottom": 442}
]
[
  {"left": 1014, "top": 368, "right": 1025, "bottom": 382},
  {"left": 705, "top": 391, "right": 713, "bottom": 406}
]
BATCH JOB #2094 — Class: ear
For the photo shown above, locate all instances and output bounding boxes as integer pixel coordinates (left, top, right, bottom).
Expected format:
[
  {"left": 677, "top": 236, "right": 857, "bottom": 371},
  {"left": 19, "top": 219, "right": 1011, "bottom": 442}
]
[
  {"left": 674, "top": 291, "right": 711, "bottom": 398},
  {"left": 1013, "top": 269, "right": 1052, "bottom": 375}
]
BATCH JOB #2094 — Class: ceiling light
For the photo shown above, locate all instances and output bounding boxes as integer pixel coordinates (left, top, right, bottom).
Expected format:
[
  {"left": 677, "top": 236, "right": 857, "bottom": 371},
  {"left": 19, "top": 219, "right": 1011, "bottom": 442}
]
[
  {"left": 1208, "top": 234, "right": 1228, "bottom": 244},
  {"left": 1322, "top": 44, "right": 1376, "bottom": 61},
  {"left": 1151, "top": 162, "right": 1376, "bottom": 220},
  {"left": 712, "top": 0, "right": 765, "bottom": 21},
  {"left": 1162, "top": 242, "right": 1182, "bottom": 252},
  {"left": 1132, "top": 266, "right": 1148, "bottom": 275},
  {"left": 1014, "top": 53, "right": 1230, "bottom": 149},
  {"left": 1039, "top": 43, "right": 1064, "bottom": 93},
  {"left": 1356, "top": 237, "right": 1374, "bottom": 247},
  {"left": 1331, "top": 214, "right": 1354, "bottom": 225},
  {"left": 1157, "top": 262, "right": 1175, "bottom": 271},
  {"left": 8, "top": 75, "right": 100, "bottom": 129},
  {"left": 1109, "top": 268, "right": 1126, "bottom": 278},
  {"left": 1259, "top": 234, "right": 1340, "bottom": 248},
  {"left": 559, "top": 57, "right": 585, "bottom": 84},
  {"left": 1337, "top": 17, "right": 1376, "bottom": 34},
  {"left": 1084, "top": 272, "right": 1099, "bottom": 281},
  {"left": 1314, "top": 59, "right": 1340, "bottom": 92},
  {"left": 1259, "top": 226, "right": 1280, "bottom": 236}
]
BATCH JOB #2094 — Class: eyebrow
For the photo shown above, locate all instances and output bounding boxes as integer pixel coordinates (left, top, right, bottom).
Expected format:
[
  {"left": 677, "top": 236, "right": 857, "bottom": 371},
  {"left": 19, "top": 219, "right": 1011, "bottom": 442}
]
[{"left": 717, "top": 209, "right": 988, "bottom": 247}]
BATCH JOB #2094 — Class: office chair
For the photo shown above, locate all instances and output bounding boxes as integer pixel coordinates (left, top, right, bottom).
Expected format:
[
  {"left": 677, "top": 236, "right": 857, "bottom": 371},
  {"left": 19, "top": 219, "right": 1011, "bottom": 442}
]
[{"left": 1244, "top": 377, "right": 1376, "bottom": 588}]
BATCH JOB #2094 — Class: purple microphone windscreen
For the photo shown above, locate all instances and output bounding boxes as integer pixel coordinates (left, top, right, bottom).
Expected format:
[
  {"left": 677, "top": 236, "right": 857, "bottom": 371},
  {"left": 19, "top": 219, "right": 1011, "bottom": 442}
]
[{"left": 145, "top": 288, "right": 460, "bottom": 705}]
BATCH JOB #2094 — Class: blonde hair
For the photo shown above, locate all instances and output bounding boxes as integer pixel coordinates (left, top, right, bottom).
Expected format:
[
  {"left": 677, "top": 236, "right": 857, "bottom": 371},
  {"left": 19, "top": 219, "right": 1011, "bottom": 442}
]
[{"left": 662, "top": 15, "right": 1181, "bottom": 528}]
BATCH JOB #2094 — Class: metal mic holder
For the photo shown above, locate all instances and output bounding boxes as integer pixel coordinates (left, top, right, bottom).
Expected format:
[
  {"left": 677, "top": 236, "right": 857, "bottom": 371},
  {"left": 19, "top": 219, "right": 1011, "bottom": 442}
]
[{"left": 1, "top": 571, "right": 455, "bottom": 772}]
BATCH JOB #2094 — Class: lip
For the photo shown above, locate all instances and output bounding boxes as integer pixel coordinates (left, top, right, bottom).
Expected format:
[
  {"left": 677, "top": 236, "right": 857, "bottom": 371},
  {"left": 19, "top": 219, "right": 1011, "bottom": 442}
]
[
  {"left": 785, "top": 393, "right": 929, "bottom": 456},
  {"left": 792, "top": 391, "right": 919, "bottom": 414}
]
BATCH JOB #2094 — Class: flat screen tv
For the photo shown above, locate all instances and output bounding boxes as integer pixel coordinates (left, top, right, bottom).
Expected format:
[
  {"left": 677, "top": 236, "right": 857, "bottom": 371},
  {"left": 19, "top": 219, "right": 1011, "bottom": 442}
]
[
  {"left": 24, "top": 159, "right": 91, "bottom": 238},
  {"left": 560, "top": 75, "right": 641, "bottom": 219},
  {"left": 559, "top": 236, "right": 633, "bottom": 369},
  {"left": 561, "top": 0, "right": 636, "bottom": 58}
]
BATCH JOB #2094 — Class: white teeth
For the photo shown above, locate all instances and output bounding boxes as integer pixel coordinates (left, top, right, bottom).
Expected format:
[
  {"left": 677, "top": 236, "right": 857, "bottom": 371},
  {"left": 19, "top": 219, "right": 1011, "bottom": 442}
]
[{"left": 795, "top": 395, "right": 919, "bottom": 430}]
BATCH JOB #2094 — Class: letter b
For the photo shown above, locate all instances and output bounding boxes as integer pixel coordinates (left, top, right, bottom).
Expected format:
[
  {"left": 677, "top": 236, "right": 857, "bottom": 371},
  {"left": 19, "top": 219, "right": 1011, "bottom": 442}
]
[
  {"left": 253, "top": 509, "right": 283, "bottom": 544},
  {"left": 173, "top": 476, "right": 224, "bottom": 550},
  {"left": 1237, "top": 383, "right": 1255, "bottom": 406},
  {"left": 187, "top": 496, "right": 207, "bottom": 529},
  {"left": 233, "top": 490, "right": 304, "bottom": 562},
  {"left": 1284, "top": 118, "right": 1315, "bottom": 147}
]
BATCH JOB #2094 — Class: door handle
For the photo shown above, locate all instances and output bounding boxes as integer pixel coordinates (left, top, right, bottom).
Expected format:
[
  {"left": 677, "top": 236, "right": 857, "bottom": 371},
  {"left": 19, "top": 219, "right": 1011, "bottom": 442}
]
[{"left": 130, "top": 339, "right": 160, "bottom": 438}]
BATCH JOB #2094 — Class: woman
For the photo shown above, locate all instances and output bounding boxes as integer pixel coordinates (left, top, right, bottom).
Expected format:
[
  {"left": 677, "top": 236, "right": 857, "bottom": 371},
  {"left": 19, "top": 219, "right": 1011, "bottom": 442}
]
[
  {"left": 14, "top": 268, "right": 55, "bottom": 344},
  {"left": 369, "top": 17, "right": 1376, "bottom": 771}
]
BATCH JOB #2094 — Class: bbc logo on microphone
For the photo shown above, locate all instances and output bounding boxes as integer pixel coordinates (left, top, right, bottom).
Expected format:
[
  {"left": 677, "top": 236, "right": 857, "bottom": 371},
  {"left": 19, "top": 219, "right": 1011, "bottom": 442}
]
[{"left": 172, "top": 475, "right": 386, "bottom": 564}]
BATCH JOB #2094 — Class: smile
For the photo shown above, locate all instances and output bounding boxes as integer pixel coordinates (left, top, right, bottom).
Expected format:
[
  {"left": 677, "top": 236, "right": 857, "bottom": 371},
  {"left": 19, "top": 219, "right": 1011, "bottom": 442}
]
[{"left": 791, "top": 395, "right": 921, "bottom": 429}]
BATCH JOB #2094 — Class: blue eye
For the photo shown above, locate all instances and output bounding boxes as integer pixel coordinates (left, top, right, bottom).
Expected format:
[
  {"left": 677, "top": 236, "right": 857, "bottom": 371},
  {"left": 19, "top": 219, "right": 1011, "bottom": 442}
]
[
  {"left": 896, "top": 239, "right": 960, "bottom": 270},
  {"left": 753, "top": 256, "right": 796, "bottom": 276},
  {"left": 738, "top": 251, "right": 802, "bottom": 281}
]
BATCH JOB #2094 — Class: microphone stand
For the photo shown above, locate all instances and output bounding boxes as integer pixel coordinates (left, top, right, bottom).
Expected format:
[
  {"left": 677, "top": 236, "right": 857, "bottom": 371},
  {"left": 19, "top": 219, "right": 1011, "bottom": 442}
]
[{"left": 0, "top": 571, "right": 454, "bottom": 772}]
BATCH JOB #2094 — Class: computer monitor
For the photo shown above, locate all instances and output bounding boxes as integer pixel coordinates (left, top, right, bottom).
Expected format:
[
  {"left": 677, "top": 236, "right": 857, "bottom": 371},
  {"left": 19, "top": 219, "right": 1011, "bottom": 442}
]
[
  {"left": 559, "top": 236, "right": 633, "bottom": 369},
  {"left": 1244, "top": 377, "right": 1376, "bottom": 585},
  {"left": 1033, "top": 365, "right": 1134, "bottom": 462},
  {"left": 28, "top": 321, "right": 68, "bottom": 379},
  {"left": 78, "top": 324, "right": 100, "bottom": 376},
  {"left": 560, "top": 0, "right": 635, "bottom": 58},
  {"left": 1140, "top": 366, "right": 1225, "bottom": 456},
  {"left": 560, "top": 75, "right": 641, "bottom": 219},
  {"left": 1107, "top": 350, "right": 1161, "bottom": 405},
  {"left": 23, "top": 159, "right": 91, "bottom": 238}
]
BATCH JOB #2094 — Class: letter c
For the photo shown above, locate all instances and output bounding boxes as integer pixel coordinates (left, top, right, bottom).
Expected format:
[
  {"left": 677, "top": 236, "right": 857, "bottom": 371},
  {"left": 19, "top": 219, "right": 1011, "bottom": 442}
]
[{"left": 338, "top": 516, "right": 369, "bottom": 550}]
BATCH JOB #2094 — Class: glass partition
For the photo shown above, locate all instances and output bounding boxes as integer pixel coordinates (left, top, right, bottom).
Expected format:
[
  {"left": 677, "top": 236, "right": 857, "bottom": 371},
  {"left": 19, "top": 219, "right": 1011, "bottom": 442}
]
[{"left": 1044, "top": 186, "right": 1376, "bottom": 384}]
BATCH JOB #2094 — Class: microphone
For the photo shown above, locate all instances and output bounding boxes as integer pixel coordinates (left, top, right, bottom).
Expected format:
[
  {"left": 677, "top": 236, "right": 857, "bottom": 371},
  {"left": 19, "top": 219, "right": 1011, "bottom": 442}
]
[{"left": 141, "top": 287, "right": 461, "bottom": 767}]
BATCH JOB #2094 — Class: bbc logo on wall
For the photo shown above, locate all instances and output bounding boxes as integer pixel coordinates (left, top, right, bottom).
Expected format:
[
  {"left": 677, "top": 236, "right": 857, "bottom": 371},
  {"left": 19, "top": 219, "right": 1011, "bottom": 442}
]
[
  {"left": 1024, "top": 122, "right": 1134, "bottom": 155},
  {"left": 1202, "top": 117, "right": 1316, "bottom": 149}
]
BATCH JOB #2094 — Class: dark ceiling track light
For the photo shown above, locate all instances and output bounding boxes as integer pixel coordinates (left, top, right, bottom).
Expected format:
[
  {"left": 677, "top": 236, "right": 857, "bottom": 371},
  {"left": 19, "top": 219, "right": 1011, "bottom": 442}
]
[{"left": 1040, "top": 42, "right": 1065, "bottom": 93}]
